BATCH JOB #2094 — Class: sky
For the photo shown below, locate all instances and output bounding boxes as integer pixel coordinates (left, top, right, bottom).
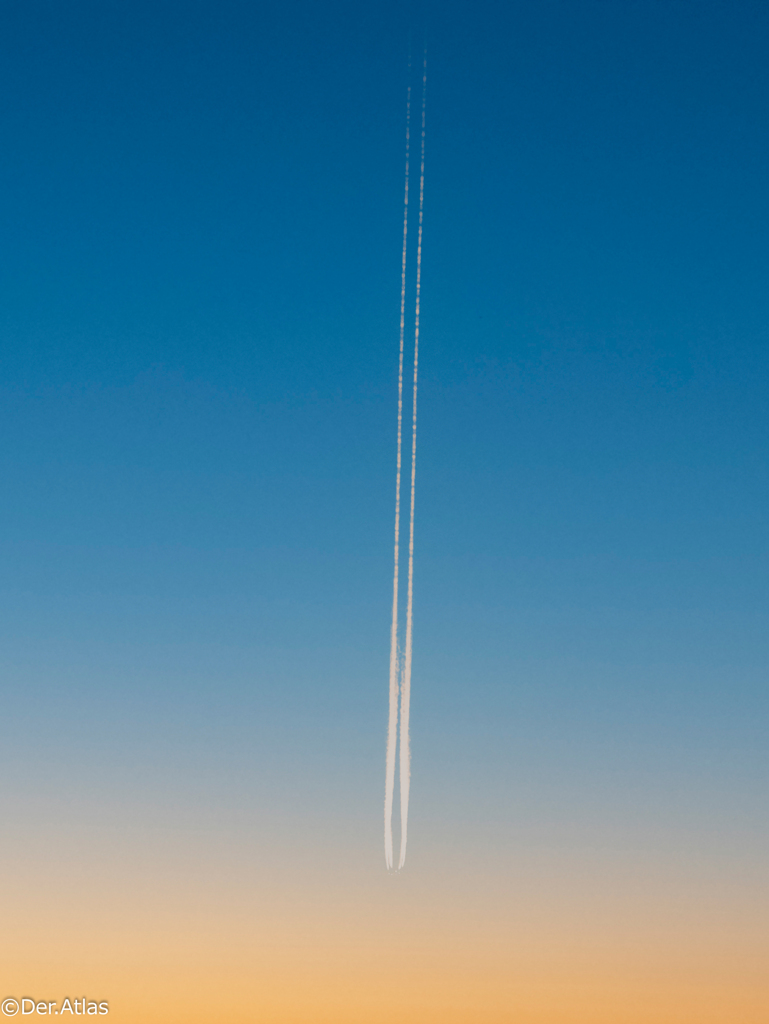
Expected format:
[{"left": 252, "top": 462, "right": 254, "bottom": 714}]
[{"left": 1, "top": 0, "right": 768, "bottom": 1020}]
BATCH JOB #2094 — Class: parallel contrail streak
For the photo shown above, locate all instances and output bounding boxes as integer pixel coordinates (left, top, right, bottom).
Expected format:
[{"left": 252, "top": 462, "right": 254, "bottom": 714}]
[
  {"left": 398, "top": 51, "right": 426, "bottom": 871},
  {"left": 384, "top": 74, "right": 411, "bottom": 870}
]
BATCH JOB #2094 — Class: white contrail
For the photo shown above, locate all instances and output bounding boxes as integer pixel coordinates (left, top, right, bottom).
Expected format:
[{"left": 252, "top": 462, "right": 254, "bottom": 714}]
[
  {"left": 398, "top": 52, "right": 426, "bottom": 871},
  {"left": 384, "top": 74, "right": 411, "bottom": 871}
]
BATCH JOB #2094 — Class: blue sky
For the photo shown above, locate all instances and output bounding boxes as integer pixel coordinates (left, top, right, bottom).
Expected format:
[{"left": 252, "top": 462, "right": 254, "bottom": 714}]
[{"left": 2, "top": 0, "right": 768, "bottom": 875}]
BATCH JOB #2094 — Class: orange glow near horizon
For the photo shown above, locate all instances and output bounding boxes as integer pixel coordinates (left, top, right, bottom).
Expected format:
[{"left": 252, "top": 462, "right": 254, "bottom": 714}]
[{"left": 2, "top": 823, "right": 767, "bottom": 1023}]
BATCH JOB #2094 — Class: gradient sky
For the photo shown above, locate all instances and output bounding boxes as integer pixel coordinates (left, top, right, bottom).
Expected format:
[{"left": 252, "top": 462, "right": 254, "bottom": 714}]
[{"left": 2, "top": 1, "right": 768, "bottom": 1021}]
